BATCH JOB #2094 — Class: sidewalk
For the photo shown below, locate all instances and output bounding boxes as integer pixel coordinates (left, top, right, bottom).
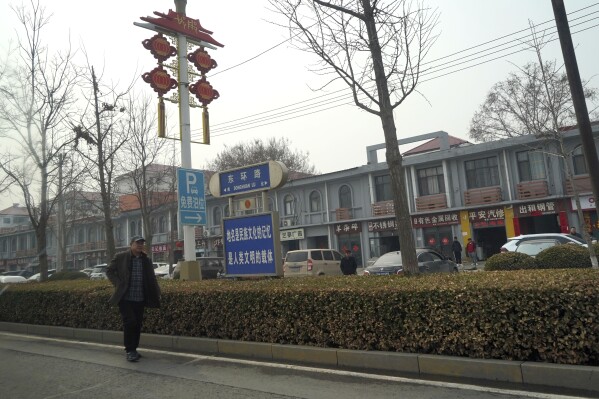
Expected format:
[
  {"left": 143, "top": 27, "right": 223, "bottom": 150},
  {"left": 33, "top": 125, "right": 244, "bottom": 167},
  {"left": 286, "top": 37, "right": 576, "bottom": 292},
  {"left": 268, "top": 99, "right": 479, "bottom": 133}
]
[{"left": 1, "top": 321, "right": 597, "bottom": 396}]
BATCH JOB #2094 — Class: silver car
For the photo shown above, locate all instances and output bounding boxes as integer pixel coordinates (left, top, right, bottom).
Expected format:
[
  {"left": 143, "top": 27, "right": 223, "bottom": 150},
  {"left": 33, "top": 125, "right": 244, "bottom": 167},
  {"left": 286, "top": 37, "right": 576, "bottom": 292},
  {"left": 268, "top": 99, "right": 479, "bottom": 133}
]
[
  {"left": 363, "top": 248, "right": 459, "bottom": 276},
  {"left": 89, "top": 264, "right": 108, "bottom": 280},
  {"left": 500, "top": 233, "right": 586, "bottom": 257}
]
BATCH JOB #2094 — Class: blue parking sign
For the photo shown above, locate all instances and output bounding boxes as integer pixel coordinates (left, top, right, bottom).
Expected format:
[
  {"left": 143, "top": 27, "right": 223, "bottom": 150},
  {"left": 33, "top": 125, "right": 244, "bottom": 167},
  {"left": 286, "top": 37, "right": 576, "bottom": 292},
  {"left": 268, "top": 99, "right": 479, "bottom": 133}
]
[{"left": 177, "top": 168, "right": 206, "bottom": 225}]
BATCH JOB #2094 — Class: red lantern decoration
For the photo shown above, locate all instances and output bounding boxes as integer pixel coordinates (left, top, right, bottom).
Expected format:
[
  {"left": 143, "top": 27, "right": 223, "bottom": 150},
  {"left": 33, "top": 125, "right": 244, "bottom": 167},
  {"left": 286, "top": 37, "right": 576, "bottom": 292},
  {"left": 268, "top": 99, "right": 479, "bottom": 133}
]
[
  {"left": 142, "top": 34, "right": 177, "bottom": 63},
  {"left": 189, "top": 76, "right": 219, "bottom": 106},
  {"left": 142, "top": 66, "right": 178, "bottom": 97},
  {"left": 188, "top": 48, "right": 217, "bottom": 74}
]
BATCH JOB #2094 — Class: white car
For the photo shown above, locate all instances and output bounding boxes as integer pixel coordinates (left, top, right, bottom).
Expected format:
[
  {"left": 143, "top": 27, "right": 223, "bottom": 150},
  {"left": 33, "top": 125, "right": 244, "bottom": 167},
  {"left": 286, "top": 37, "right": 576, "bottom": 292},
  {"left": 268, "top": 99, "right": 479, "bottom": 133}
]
[
  {"left": 500, "top": 233, "right": 587, "bottom": 257},
  {"left": 0, "top": 276, "right": 28, "bottom": 283},
  {"left": 27, "top": 269, "right": 56, "bottom": 282},
  {"left": 153, "top": 263, "right": 171, "bottom": 279},
  {"left": 89, "top": 264, "right": 108, "bottom": 280}
]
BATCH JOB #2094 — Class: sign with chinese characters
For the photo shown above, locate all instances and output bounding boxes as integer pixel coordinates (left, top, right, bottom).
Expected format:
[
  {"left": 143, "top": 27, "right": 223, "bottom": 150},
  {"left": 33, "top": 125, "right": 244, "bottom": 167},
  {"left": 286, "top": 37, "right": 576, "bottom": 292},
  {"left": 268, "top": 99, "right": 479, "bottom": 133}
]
[
  {"left": 368, "top": 219, "right": 397, "bottom": 232},
  {"left": 223, "top": 212, "right": 282, "bottom": 277},
  {"left": 177, "top": 168, "right": 206, "bottom": 225},
  {"left": 514, "top": 201, "right": 559, "bottom": 217},
  {"left": 334, "top": 222, "right": 362, "bottom": 235},
  {"left": 570, "top": 195, "right": 595, "bottom": 211},
  {"left": 469, "top": 207, "right": 505, "bottom": 228},
  {"left": 280, "top": 228, "right": 305, "bottom": 241},
  {"left": 151, "top": 244, "right": 169, "bottom": 253},
  {"left": 412, "top": 212, "right": 459, "bottom": 228},
  {"left": 209, "top": 161, "right": 288, "bottom": 198},
  {"left": 140, "top": 10, "right": 224, "bottom": 48}
]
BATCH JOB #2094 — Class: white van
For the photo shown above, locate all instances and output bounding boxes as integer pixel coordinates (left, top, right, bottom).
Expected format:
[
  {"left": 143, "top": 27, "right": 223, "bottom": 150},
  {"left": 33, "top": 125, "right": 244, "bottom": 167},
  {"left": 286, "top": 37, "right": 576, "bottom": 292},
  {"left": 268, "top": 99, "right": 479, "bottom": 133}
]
[{"left": 283, "top": 249, "right": 344, "bottom": 277}]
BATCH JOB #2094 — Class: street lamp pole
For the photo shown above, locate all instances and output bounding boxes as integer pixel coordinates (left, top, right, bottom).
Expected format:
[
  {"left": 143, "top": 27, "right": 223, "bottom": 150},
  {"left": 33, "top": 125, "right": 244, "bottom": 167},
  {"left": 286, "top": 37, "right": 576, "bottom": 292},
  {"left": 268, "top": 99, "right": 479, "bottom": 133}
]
[{"left": 174, "top": 0, "right": 196, "bottom": 263}]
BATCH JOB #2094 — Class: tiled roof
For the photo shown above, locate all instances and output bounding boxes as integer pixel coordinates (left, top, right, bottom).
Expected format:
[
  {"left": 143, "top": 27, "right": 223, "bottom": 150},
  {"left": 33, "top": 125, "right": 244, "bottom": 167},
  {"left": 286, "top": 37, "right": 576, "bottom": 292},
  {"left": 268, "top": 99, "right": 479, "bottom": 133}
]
[
  {"left": 404, "top": 135, "right": 470, "bottom": 156},
  {"left": 0, "top": 204, "right": 28, "bottom": 216}
]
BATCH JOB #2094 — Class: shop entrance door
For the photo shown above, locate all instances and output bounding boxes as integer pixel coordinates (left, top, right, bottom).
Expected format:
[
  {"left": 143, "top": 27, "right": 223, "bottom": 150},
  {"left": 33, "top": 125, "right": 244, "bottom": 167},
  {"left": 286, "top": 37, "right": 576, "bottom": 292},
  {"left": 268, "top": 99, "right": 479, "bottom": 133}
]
[
  {"left": 422, "top": 226, "right": 453, "bottom": 258},
  {"left": 473, "top": 227, "right": 507, "bottom": 259}
]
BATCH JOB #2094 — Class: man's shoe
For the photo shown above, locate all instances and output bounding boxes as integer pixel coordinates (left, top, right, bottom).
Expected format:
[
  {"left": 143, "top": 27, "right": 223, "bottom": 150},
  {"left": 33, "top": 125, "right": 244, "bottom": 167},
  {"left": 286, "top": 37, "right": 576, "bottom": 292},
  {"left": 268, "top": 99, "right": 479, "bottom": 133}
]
[
  {"left": 132, "top": 350, "right": 142, "bottom": 360},
  {"left": 126, "top": 351, "right": 139, "bottom": 362}
]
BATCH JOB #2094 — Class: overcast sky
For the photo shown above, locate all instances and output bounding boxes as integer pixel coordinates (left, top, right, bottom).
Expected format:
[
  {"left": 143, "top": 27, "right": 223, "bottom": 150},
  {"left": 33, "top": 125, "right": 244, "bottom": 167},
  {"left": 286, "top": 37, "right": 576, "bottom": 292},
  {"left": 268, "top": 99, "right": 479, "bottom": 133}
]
[{"left": 1, "top": 0, "right": 598, "bottom": 210}]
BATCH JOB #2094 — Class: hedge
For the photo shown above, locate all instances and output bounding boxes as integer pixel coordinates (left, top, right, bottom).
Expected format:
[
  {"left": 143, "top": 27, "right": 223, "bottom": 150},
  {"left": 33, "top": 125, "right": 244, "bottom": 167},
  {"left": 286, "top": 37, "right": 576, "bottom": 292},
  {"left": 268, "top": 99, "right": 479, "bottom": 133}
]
[
  {"left": 484, "top": 252, "right": 537, "bottom": 271},
  {"left": 1, "top": 270, "right": 599, "bottom": 366}
]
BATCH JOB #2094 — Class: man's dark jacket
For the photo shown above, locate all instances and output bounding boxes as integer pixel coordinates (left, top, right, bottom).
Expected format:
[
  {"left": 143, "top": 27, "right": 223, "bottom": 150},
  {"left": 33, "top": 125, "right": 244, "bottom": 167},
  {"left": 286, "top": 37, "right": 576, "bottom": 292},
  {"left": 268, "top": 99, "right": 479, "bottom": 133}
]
[{"left": 106, "top": 250, "right": 161, "bottom": 308}]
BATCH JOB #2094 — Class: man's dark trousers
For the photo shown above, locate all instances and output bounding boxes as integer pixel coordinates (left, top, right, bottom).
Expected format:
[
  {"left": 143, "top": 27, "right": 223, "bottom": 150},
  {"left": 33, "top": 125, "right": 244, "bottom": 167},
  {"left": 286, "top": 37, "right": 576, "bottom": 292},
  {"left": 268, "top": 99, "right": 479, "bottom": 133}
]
[{"left": 118, "top": 300, "right": 145, "bottom": 352}]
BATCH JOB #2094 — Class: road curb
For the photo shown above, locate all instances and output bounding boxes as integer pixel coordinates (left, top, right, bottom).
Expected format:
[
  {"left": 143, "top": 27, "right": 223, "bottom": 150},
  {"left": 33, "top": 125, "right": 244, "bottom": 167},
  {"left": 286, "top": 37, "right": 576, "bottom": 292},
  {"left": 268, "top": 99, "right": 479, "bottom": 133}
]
[{"left": 1, "top": 321, "right": 597, "bottom": 395}]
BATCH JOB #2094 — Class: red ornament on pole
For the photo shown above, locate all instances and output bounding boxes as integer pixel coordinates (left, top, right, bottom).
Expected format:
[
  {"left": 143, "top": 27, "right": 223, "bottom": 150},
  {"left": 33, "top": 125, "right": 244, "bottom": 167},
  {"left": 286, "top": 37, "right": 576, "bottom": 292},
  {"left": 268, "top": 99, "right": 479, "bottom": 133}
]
[
  {"left": 142, "top": 66, "right": 177, "bottom": 97},
  {"left": 189, "top": 76, "right": 219, "bottom": 106},
  {"left": 187, "top": 48, "right": 217, "bottom": 74},
  {"left": 142, "top": 34, "right": 177, "bottom": 63}
]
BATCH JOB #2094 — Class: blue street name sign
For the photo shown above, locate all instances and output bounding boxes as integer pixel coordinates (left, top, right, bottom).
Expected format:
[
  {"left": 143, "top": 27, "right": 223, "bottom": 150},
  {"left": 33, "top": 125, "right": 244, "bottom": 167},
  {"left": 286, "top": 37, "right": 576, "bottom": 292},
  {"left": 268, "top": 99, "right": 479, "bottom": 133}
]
[
  {"left": 177, "top": 168, "right": 206, "bottom": 226},
  {"left": 219, "top": 162, "right": 270, "bottom": 196}
]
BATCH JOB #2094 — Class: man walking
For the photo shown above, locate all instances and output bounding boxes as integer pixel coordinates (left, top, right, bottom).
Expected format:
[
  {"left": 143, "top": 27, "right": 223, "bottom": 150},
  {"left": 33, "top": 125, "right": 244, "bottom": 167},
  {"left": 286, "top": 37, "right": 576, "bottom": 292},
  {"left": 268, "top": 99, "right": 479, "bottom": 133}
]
[
  {"left": 106, "top": 236, "right": 161, "bottom": 362},
  {"left": 466, "top": 237, "right": 477, "bottom": 268},
  {"left": 340, "top": 249, "right": 358, "bottom": 275},
  {"left": 451, "top": 236, "right": 463, "bottom": 267}
]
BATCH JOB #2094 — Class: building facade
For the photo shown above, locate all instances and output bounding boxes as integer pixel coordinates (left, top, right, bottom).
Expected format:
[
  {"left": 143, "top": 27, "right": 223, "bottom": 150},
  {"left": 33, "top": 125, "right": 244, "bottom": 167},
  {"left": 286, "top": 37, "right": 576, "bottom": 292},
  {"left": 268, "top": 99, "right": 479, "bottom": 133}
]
[{"left": 1, "top": 125, "right": 597, "bottom": 273}]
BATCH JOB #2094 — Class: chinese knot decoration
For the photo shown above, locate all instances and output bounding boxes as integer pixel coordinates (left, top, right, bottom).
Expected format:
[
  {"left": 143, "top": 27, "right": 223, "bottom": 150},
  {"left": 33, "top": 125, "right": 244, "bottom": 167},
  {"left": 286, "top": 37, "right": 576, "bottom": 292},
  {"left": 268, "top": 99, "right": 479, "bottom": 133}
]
[
  {"left": 187, "top": 48, "right": 217, "bottom": 75},
  {"left": 189, "top": 76, "right": 220, "bottom": 106},
  {"left": 142, "top": 66, "right": 177, "bottom": 97},
  {"left": 142, "top": 34, "right": 177, "bottom": 63}
]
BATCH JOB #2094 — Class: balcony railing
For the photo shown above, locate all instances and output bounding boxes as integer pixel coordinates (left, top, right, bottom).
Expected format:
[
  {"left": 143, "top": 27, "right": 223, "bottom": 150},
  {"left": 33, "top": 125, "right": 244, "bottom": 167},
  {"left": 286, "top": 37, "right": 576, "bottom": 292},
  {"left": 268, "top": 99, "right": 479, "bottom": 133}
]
[
  {"left": 15, "top": 248, "right": 37, "bottom": 257},
  {"left": 516, "top": 180, "right": 549, "bottom": 200},
  {"left": 71, "top": 241, "right": 107, "bottom": 252},
  {"left": 464, "top": 186, "right": 502, "bottom": 206},
  {"left": 415, "top": 193, "right": 447, "bottom": 212},
  {"left": 565, "top": 175, "right": 593, "bottom": 195},
  {"left": 371, "top": 200, "right": 395, "bottom": 216},
  {"left": 335, "top": 208, "right": 352, "bottom": 220}
]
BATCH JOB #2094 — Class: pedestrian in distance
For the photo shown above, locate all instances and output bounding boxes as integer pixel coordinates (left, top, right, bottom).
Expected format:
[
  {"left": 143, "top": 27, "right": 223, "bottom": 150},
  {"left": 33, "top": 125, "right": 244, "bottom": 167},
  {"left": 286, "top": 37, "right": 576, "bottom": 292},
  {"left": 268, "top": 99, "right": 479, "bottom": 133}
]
[
  {"left": 570, "top": 226, "right": 582, "bottom": 238},
  {"left": 340, "top": 249, "right": 358, "bottom": 275},
  {"left": 451, "top": 236, "right": 463, "bottom": 267},
  {"left": 106, "top": 236, "right": 161, "bottom": 362},
  {"left": 466, "top": 237, "right": 477, "bottom": 268}
]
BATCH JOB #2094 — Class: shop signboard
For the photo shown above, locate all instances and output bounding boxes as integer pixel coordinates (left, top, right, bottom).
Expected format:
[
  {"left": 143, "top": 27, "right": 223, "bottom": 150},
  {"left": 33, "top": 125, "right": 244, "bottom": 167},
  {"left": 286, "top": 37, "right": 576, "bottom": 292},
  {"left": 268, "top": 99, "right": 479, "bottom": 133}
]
[
  {"left": 334, "top": 222, "right": 362, "bottom": 235},
  {"left": 570, "top": 195, "right": 595, "bottom": 211},
  {"left": 280, "top": 228, "right": 305, "bottom": 241},
  {"left": 411, "top": 212, "right": 460, "bottom": 228},
  {"left": 514, "top": 200, "right": 559, "bottom": 217},
  {"left": 368, "top": 218, "right": 397, "bottom": 232},
  {"left": 468, "top": 207, "right": 505, "bottom": 228}
]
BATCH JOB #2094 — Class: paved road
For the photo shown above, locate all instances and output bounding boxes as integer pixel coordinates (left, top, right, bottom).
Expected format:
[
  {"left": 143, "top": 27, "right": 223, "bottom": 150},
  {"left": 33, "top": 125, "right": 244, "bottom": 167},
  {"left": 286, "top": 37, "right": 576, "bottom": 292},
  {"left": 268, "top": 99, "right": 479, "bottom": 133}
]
[{"left": 0, "top": 332, "right": 590, "bottom": 399}]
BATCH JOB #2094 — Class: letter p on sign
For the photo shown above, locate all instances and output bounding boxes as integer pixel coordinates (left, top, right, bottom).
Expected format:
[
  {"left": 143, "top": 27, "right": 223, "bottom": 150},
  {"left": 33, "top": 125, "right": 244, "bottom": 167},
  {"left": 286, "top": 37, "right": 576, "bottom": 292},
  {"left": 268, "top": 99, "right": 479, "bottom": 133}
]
[{"left": 186, "top": 172, "right": 197, "bottom": 193}]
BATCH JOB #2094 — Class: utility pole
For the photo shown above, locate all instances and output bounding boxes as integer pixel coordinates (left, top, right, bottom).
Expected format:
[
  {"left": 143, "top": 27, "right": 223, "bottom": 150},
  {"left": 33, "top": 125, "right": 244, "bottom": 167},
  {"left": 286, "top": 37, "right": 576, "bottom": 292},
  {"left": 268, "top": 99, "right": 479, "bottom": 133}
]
[
  {"left": 552, "top": 0, "right": 599, "bottom": 268},
  {"left": 57, "top": 153, "right": 66, "bottom": 272},
  {"left": 174, "top": 0, "right": 196, "bottom": 263},
  {"left": 552, "top": 0, "right": 599, "bottom": 219}
]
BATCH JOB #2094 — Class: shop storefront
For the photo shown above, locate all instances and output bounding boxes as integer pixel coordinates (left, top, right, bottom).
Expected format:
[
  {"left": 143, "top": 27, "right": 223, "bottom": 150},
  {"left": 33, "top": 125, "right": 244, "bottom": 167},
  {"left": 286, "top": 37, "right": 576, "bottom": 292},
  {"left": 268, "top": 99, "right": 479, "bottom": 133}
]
[
  {"left": 513, "top": 200, "right": 564, "bottom": 236},
  {"left": 468, "top": 207, "right": 507, "bottom": 259},
  {"left": 368, "top": 218, "right": 400, "bottom": 258},
  {"left": 413, "top": 212, "right": 460, "bottom": 258},
  {"left": 571, "top": 195, "right": 598, "bottom": 239},
  {"left": 280, "top": 228, "right": 304, "bottom": 254},
  {"left": 334, "top": 221, "right": 363, "bottom": 266}
]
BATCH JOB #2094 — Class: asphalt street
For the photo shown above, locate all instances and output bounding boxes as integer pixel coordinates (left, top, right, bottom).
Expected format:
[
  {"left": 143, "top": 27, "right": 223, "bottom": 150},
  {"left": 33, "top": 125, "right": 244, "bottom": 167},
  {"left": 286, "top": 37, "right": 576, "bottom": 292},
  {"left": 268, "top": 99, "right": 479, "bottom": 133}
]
[{"left": 0, "top": 332, "right": 592, "bottom": 399}]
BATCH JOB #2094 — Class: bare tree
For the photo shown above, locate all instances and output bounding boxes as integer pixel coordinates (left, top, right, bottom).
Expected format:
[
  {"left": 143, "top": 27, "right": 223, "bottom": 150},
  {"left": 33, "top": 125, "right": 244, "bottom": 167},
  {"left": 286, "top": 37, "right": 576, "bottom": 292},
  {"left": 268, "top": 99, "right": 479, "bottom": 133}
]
[
  {"left": 0, "top": 1, "right": 80, "bottom": 280},
  {"left": 469, "top": 23, "right": 598, "bottom": 267},
  {"left": 205, "top": 137, "right": 317, "bottom": 174},
  {"left": 72, "top": 60, "right": 131, "bottom": 262},
  {"left": 269, "top": 0, "right": 439, "bottom": 273},
  {"left": 117, "top": 94, "right": 177, "bottom": 255}
]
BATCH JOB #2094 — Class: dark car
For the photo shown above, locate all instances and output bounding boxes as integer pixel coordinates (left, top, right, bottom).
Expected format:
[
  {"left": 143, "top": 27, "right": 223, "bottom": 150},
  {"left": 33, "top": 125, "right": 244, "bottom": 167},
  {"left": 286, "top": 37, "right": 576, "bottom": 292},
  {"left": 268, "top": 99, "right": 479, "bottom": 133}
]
[
  {"left": 173, "top": 257, "right": 224, "bottom": 280},
  {"left": 363, "top": 248, "right": 459, "bottom": 276}
]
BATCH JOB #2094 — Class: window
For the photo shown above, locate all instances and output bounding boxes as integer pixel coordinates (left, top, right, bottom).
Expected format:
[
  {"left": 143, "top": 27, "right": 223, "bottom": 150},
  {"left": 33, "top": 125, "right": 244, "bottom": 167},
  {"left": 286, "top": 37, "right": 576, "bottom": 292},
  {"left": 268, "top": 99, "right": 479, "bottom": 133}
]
[
  {"left": 284, "top": 194, "right": 295, "bottom": 216},
  {"left": 572, "top": 146, "right": 588, "bottom": 175},
  {"left": 517, "top": 151, "right": 546, "bottom": 181},
  {"left": 339, "top": 185, "right": 352, "bottom": 209},
  {"left": 418, "top": 252, "right": 434, "bottom": 262},
  {"left": 224, "top": 205, "right": 230, "bottom": 217},
  {"left": 309, "top": 191, "right": 321, "bottom": 212},
  {"left": 3, "top": 218, "right": 9, "bottom": 224},
  {"left": 77, "top": 228, "right": 85, "bottom": 244},
  {"left": 88, "top": 227, "right": 96, "bottom": 242},
  {"left": 159, "top": 216, "right": 166, "bottom": 233},
  {"left": 374, "top": 174, "right": 392, "bottom": 201},
  {"left": 465, "top": 156, "right": 500, "bottom": 188},
  {"left": 213, "top": 207, "right": 222, "bottom": 226},
  {"left": 267, "top": 197, "right": 274, "bottom": 212},
  {"left": 417, "top": 166, "right": 445, "bottom": 196}
]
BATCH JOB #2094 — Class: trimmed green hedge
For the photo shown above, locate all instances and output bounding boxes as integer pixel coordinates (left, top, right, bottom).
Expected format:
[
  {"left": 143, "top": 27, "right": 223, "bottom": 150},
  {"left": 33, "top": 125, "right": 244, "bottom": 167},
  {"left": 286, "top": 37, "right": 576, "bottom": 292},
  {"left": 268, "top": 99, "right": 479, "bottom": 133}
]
[
  {"left": 484, "top": 252, "right": 537, "bottom": 271},
  {"left": 535, "top": 245, "right": 592, "bottom": 269},
  {"left": 1, "top": 270, "right": 599, "bottom": 366}
]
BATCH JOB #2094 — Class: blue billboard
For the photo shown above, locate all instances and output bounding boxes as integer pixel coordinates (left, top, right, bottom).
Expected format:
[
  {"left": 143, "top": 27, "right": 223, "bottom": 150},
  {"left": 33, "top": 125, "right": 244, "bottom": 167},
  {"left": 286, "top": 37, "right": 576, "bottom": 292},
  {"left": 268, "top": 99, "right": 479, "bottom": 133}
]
[{"left": 223, "top": 213, "right": 282, "bottom": 276}]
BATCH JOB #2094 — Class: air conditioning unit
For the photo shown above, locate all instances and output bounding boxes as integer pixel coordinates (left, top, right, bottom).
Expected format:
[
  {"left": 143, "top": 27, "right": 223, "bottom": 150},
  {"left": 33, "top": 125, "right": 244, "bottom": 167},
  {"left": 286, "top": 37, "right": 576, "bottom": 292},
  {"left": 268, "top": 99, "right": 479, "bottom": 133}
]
[{"left": 282, "top": 219, "right": 293, "bottom": 227}]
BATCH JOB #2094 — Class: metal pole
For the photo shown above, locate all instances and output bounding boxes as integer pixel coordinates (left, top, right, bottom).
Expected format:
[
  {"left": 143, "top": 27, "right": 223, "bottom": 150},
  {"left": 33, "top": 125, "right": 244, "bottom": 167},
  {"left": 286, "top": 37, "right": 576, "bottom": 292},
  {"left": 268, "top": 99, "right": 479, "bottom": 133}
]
[{"left": 175, "top": 0, "right": 196, "bottom": 262}]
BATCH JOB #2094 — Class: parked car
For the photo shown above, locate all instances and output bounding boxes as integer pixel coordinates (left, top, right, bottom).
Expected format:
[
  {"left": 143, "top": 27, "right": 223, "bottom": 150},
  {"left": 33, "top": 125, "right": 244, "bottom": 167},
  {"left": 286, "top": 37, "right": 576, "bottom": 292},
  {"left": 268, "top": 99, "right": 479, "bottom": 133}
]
[
  {"left": 89, "top": 264, "right": 108, "bottom": 280},
  {"left": 1, "top": 269, "right": 34, "bottom": 279},
  {"left": 81, "top": 268, "right": 94, "bottom": 277},
  {"left": 283, "top": 249, "right": 344, "bottom": 277},
  {"left": 153, "top": 264, "right": 171, "bottom": 279},
  {"left": 363, "top": 248, "right": 459, "bottom": 276},
  {"left": 27, "top": 269, "right": 56, "bottom": 282},
  {"left": 172, "top": 257, "right": 224, "bottom": 280},
  {"left": 0, "top": 275, "right": 28, "bottom": 283},
  {"left": 500, "top": 233, "right": 587, "bottom": 257}
]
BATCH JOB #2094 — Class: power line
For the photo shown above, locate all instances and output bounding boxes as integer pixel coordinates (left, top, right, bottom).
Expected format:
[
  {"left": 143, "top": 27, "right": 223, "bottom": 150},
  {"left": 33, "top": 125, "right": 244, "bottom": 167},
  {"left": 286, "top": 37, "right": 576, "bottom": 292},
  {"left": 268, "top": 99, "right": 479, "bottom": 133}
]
[{"left": 190, "top": 4, "right": 599, "bottom": 139}]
